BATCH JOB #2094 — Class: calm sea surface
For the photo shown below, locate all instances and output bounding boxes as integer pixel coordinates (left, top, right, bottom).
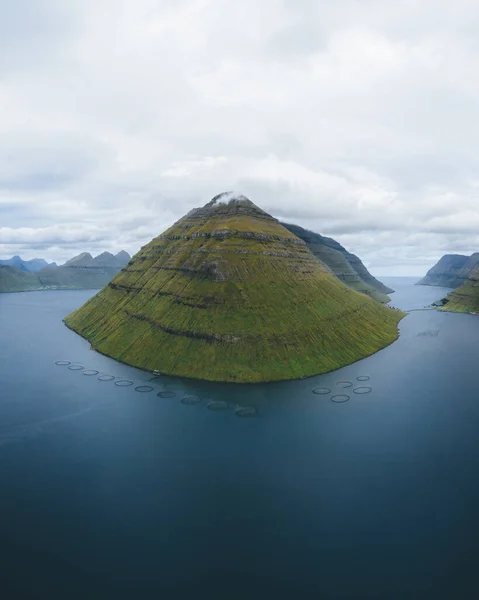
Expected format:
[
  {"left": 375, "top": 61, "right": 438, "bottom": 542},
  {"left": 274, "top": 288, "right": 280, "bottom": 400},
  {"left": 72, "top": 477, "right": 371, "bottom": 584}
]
[{"left": 1, "top": 278, "right": 478, "bottom": 599}]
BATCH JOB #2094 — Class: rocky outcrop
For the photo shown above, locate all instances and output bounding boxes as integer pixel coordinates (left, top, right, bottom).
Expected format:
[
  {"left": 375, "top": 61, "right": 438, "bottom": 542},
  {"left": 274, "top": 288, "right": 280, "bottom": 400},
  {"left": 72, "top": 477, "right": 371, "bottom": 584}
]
[{"left": 65, "top": 193, "right": 404, "bottom": 383}]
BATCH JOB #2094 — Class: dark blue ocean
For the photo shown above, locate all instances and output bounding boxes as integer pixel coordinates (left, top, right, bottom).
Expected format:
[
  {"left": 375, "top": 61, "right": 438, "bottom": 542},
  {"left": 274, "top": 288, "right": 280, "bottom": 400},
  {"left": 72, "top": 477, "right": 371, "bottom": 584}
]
[{"left": 1, "top": 278, "right": 478, "bottom": 599}]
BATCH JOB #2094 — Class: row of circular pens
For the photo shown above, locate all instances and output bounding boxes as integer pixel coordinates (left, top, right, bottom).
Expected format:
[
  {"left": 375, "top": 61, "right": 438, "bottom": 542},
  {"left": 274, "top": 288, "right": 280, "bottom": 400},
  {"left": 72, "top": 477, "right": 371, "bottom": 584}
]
[
  {"left": 313, "top": 376, "right": 372, "bottom": 403},
  {"left": 55, "top": 361, "right": 257, "bottom": 417}
]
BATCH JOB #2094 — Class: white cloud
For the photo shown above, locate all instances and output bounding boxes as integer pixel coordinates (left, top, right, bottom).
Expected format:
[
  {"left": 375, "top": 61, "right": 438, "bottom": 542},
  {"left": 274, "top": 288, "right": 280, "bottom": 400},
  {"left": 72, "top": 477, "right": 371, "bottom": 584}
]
[{"left": 1, "top": 0, "right": 479, "bottom": 275}]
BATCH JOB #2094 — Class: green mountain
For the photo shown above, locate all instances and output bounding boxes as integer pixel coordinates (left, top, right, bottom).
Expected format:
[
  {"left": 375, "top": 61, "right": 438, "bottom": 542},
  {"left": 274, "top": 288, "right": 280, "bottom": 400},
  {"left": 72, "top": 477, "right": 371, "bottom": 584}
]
[
  {"left": 65, "top": 193, "right": 404, "bottom": 383},
  {"left": 440, "top": 265, "right": 479, "bottom": 313},
  {"left": 0, "top": 265, "right": 43, "bottom": 293},
  {"left": 417, "top": 253, "right": 479, "bottom": 288},
  {"left": 281, "top": 223, "right": 393, "bottom": 302}
]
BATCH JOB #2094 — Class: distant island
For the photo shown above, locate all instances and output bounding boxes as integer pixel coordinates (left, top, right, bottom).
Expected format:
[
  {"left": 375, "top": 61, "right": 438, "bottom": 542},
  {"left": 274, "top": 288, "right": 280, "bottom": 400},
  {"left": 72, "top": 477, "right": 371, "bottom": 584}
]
[
  {"left": 0, "top": 251, "right": 130, "bottom": 293},
  {"left": 64, "top": 193, "right": 404, "bottom": 383}
]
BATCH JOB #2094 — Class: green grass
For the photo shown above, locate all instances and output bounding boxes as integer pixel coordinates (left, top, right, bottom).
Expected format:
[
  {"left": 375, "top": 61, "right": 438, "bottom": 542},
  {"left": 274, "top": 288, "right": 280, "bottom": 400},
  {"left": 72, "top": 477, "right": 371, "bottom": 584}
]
[
  {"left": 440, "top": 269, "right": 479, "bottom": 314},
  {"left": 65, "top": 204, "right": 405, "bottom": 383}
]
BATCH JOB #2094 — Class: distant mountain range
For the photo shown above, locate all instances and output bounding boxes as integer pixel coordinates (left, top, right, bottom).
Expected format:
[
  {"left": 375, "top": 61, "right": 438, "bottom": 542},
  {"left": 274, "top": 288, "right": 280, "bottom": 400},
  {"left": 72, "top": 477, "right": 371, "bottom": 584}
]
[
  {"left": 63, "top": 250, "right": 131, "bottom": 268},
  {"left": 0, "top": 251, "right": 131, "bottom": 293},
  {"left": 0, "top": 255, "right": 57, "bottom": 273}
]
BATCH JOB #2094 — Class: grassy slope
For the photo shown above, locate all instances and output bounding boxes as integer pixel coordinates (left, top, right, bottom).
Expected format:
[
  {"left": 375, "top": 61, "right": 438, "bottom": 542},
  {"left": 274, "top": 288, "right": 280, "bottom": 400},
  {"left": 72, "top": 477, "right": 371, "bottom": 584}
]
[
  {"left": 281, "top": 223, "right": 391, "bottom": 302},
  {"left": 441, "top": 266, "right": 479, "bottom": 313},
  {"left": 65, "top": 204, "right": 404, "bottom": 383},
  {"left": 0, "top": 266, "right": 43, "bottom": 292}
]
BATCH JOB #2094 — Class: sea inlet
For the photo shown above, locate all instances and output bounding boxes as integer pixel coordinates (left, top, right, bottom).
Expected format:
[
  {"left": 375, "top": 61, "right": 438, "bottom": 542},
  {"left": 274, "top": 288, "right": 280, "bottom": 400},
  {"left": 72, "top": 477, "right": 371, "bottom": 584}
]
[{"left": 0, "top": 278, "right": 477, "bottom": 598}]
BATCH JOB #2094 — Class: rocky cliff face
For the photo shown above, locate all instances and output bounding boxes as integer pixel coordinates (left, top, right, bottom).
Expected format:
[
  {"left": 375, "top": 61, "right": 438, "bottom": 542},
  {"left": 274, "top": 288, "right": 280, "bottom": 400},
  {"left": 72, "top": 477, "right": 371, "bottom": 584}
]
[
  {"left": 417, "top": 253, "right": 479, "bottom": 288},
  {"left": 281, "top": 223, "right": 393, "bottom": 302},
  {"left": 65, "top": 193, "right": 404, "bottom": 383}
]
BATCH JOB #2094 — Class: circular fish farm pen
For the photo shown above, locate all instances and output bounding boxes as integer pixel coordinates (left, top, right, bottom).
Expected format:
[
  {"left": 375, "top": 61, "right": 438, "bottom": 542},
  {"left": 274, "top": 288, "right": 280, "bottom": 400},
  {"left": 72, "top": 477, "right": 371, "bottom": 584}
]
[
  {"left": 207, "top": 401, "right": 229, "bottom": 411},
  {"left": 235, "top": 406, "right": 258, "bottom": 418},
  {"left": 331, "top": 394, "right": 350, "bottom": 403},
  {"left": 353, "top": 387, "right": 373, "bottom": 395},
  {"left": 135, "top": 385, "right": 154, "bottom": 393},
  {"left": 68, "top": 364, "right": 84, "bottom": 371},
  {"left": 336, "top": 381, "right": 353, "bottom": 388},
  {"left": 157, "top": 390, "right": 176, "bottom": 398},
  {"left": 55, "top": 360, "right": 71, "bottom": 366},
  {"left": 181, "top": 395, "right": 201, "bottom": 405},
  {"left": 115, "top": 380, "right": 134, "bottom": 387},
  {"left": 82, "top": 370, "right": 99, "bottom": 376},
  {"left": 357, "top": 376, "right": 371, "bottom": 382},
  {"left": 98, "top": 374, "right": 115, "bottom": 381},
  {"left": 312, "top": 387, "right": 331, "bottom": 395}
]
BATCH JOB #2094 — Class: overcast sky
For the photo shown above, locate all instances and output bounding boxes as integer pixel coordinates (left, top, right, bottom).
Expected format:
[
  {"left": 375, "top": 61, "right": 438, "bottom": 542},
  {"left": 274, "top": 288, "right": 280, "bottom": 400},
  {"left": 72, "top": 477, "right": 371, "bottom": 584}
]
[{"left": 2, "top": 0, "right": 479, "bottom": 275}]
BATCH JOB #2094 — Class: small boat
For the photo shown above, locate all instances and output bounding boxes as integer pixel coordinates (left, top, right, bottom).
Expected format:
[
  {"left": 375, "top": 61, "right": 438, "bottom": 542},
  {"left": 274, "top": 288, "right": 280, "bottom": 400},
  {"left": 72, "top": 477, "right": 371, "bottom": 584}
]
[{"left": 153, "top": 369, "right": 161, "bottom": 376}]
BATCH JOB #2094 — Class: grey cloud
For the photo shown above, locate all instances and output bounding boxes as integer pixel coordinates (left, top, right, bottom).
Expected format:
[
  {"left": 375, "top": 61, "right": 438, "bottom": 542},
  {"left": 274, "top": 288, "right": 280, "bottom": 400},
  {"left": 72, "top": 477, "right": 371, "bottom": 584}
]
[{"left": 2, "top": 0, "right": 479, "bottom": 276}]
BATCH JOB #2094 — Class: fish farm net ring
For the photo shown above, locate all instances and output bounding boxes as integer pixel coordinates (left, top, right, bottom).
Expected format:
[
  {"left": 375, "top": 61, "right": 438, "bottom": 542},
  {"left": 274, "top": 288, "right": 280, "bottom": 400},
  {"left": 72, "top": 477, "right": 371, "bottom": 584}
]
[
  {"left": 55, "top": 360, "right": 71, "bottom": 366},
  {"left": 235, "top": 406, "right": 257, "bottom": 418},
  {"left": 98, "top": 375, "right": 115, "bottom": 381},
  {"left": 135, "top": 385, "right": 153, "bottom": 393},
  {"left": 207, "top": 401, "right": 229, "bottom": 411},
  {"left": 336, "top": 381, "right": 353, "bottom": 388},
  {"left": 331, "top": 395, "right": 350, "bottom": 403},
  {"left": 357, "top": 376, "right": 371, "bottom": 382},
  {"left": 115, "top": 380, "right": 134, "bottom": 387},
  {"left": 353, "top": 387, "right": 372, "bottom": 395},
  {"left": 181, "top": 395, "right": 201, "bottom": 405},
  {"left": 157, "top": 391, "right": 176, "bottom": 398},
  {"left": 68, "top": 364, "right": 84, "bottom": 371},
  {"left": 83, "top": 370, "right": 99, "bottom": 376},
  {"left": 313, "top": 387, "right": 331, "bottom": 395}
]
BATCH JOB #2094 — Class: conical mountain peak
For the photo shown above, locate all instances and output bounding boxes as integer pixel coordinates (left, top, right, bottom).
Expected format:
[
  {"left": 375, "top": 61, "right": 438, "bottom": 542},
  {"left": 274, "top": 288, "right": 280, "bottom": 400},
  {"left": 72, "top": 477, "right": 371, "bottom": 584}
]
[
  {"left": 183, "top": 192, "right": 275, "bottom": 223},
  {"left": 208, "top": 191, "right": 253, "bottom": 206},
  {"left": 65, "top": 194, "right": 403, "bottom": 383}
]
